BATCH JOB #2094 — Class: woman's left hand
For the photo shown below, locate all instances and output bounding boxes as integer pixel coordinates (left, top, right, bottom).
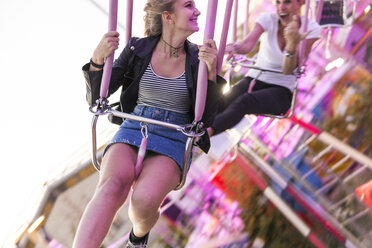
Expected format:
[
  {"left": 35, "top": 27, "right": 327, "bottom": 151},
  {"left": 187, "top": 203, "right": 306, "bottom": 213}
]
[{"left": 198, "top": 39, "right": 218, "bottom": 82}]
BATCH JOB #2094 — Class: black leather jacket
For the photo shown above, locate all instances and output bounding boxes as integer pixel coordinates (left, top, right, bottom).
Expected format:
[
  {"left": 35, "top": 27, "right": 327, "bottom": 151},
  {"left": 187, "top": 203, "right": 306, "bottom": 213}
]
[{"left": 82, "top": 35, "right": 226, "bottom": 152}]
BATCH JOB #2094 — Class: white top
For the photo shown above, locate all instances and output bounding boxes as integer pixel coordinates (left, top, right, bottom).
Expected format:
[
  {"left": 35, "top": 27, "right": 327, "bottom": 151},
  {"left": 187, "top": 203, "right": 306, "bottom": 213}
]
[{"left": 246, "top": 12, "right": 321, "bottom": 91}]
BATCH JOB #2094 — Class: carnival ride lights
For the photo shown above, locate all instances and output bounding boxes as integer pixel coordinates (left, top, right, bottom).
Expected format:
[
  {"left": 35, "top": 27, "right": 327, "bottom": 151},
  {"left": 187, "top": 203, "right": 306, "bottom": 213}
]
[
  {"left": 325, "top": 57, "right": 345, "bottom": 71},
  {"left": 231, "top": 111, "right": 372, "bottom": 247},
  {"left": 365, "top": 4, "right": 371, "bottom": 14},
  {"left": 26, "top": 216, "right": 45, "bottom": 234}
]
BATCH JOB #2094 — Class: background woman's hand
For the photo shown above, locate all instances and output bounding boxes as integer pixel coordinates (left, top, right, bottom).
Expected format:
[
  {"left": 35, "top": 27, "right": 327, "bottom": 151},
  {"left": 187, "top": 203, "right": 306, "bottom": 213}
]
[
  {"left": 92, "top": 31, "right": 120, "bottom": 65},
  {"left": 225, "top": 42, "right": 238, "bottom": 61},
  {"left": 198, "top": 39, "right": 218, "bottom": 82},
  {"left": 284, "top": 15, "right": 310, "bottom": 50}
]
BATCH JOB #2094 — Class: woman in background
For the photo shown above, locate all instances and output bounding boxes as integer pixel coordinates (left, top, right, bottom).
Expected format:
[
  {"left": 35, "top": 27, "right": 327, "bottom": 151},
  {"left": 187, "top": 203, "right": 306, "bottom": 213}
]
[{"left": 208, "top": 0, "right": 321, "bottom": 136}]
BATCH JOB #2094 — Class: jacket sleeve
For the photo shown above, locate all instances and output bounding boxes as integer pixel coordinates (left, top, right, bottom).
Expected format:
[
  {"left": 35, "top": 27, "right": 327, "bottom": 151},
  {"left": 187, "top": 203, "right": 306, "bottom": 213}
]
[{"left": 82, "top": 37, "right": 137, "bottom": 106}]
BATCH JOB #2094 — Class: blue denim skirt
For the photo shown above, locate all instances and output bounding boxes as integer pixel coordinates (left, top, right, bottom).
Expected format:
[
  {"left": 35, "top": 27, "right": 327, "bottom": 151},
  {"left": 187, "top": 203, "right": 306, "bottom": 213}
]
[{"left": 105, "top": 105, "right": 192, "bottom": 170}]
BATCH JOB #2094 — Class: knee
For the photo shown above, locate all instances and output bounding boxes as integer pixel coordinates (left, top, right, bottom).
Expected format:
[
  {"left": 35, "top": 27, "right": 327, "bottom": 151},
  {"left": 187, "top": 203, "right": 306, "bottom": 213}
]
[
  {"left": 97, "top": 176, "right": 133, "bottom": 204},
  {"left": 272, "top": 99, "right": 291, "bottom": 115},
  {"left": 130, "top": 191, "right": 160, "bottom": 220}
]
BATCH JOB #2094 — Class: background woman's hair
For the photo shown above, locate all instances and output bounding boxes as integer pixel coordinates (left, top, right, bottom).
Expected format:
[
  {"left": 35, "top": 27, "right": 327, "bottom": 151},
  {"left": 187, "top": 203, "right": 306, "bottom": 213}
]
[{"left": 143, "top": 0, "right": 176, "bottom": 37}]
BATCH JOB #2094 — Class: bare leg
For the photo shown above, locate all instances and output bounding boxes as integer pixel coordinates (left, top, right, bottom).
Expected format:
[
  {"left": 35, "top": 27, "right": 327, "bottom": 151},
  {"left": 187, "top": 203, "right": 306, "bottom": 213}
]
[
  {"left": 72, "top": 144, "right": 137, "bottom": 248},
  {"left": 128, "top": 154, "right": 181, "bottom": 238}
]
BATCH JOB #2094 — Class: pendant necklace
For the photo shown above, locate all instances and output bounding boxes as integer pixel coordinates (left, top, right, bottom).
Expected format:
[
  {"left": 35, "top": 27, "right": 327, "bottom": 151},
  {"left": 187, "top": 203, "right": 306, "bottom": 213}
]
[{"left": 161, "top": 37, "right": 183, "bottom": 58}]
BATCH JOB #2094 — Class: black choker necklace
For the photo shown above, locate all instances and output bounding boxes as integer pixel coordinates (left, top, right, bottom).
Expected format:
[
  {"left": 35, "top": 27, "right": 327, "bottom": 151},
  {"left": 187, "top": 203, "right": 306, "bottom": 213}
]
[{"left": 161, "top": 37, "right": 183, "bottom": 58}]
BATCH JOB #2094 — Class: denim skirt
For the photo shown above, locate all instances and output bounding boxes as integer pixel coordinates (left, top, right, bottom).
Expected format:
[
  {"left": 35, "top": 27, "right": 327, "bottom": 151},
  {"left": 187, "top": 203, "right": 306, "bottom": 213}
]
[{"left": 105, "top": 105, "right": 192, "bottom": 170}]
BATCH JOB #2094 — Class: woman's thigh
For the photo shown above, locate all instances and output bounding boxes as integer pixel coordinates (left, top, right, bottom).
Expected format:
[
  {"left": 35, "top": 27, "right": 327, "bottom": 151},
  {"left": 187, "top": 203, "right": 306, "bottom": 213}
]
[
  {"left": 247, "top": 86, "right": 292, "bottom": 115},
  {"left": 131, "top": 154, "right": 181, "bottom": 208},
  {"left": 225, "top": 85, "right": 291, "bottom": 116},
  {"left": 98, "top": 143, "right": 138, "bottom": 187}
]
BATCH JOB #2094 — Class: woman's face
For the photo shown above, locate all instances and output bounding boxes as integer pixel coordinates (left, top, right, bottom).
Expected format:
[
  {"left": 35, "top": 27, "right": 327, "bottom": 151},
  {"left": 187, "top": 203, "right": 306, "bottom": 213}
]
[
  {"left": 171, "top": 0, "right": 201, "bottom": 34},
  {"left": 275, "top": 0, "right": 302, "bottom": 26}
]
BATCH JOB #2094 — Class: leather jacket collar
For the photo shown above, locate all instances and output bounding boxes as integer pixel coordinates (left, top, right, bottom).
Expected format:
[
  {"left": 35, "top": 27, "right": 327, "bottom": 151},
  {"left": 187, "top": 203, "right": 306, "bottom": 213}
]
[{"left": 132, "top": 35, "right": 199, "bottom": 66}]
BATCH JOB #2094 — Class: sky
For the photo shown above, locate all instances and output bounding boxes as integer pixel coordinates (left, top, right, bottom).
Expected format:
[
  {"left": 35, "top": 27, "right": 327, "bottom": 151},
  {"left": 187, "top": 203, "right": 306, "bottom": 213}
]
[{"left": 0, "top": 0, "right": 253, "bottom": 246}]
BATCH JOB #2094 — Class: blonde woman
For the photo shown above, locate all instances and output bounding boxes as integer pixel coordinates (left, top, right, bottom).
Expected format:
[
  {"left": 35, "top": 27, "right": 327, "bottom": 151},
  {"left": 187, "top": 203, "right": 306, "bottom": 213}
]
[{"left": 73, "top": 0, "right": 225, "bottom": 247}]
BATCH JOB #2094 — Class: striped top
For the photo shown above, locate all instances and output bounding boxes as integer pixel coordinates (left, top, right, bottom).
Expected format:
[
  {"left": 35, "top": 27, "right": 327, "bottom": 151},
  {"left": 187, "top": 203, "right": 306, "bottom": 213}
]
[{"left": 137, "top": 63, "right": 191, "bottom": 114}]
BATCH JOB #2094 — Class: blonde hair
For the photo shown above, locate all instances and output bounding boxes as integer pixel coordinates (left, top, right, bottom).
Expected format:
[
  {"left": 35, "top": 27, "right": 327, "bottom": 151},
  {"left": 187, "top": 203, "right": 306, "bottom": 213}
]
[{"left": 143, "top": 0, "right": 177, "bottom": 37}]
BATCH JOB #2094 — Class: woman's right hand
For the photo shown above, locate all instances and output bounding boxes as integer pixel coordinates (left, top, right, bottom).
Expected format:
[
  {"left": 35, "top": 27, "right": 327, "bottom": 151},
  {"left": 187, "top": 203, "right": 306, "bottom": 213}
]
[
  {"left": 284, "top": 15, "right": 310, "bottom": 51},
  {"left": 225, "top": 42, "right": 238, "bottom": 61},
  {"left": 91, "top": 31, "right": 120, "bottom": 66}
]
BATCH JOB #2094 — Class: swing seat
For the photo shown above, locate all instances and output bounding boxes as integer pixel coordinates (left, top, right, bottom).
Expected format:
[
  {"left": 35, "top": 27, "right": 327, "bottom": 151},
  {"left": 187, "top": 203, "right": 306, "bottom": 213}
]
[
  {"left": 227, "top": 56, "right": 304, "bottom": 119},
  {"left": 90, "top": 104, "right": 205, "bottom": 190}
]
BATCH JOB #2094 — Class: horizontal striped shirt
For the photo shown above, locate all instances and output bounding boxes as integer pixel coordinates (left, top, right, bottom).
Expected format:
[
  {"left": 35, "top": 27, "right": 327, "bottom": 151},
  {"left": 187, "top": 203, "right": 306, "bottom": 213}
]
[{"left": 137, "top": 63, "right": 191, "bottom": 114}]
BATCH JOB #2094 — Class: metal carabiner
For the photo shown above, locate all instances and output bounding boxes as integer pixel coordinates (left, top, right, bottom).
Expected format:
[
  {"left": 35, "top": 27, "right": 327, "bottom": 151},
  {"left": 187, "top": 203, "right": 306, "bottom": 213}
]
[{"left": 140, "top": 122, "right": 148, "bottom": 139}]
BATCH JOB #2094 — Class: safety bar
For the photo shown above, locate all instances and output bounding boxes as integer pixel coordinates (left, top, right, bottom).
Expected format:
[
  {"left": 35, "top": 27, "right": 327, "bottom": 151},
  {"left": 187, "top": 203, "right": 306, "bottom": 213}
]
[
  {"left": 232, "top": 60, "right": 283, "bottom": 74},
  {"left": 230, "top": 56, "right": 305, "bottom": 77},
  {"left": 110, "top": 109, "right": 192, "bottom": 132}
]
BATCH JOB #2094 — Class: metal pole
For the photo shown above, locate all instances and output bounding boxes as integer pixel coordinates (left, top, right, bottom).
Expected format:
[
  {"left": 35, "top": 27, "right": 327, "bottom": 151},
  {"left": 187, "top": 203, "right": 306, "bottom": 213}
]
[
  {"left": 217, "top": 0, "right": 234, "bottom": 74},
  {"left": 316, "top": 0, "right": 324, "bottom": 23},
  {"left": 100, "top": 0, "right": 118, "bottom": 98},
  {"left": 125, "top": 0, "right": 133, "bottom": 45},
  {"left": 243, "top": 0, "right": 250, "bottom": 37},
  {"left": 299, "top": 0, "right": 310, "bottom": 68},
  {"left": 194, "top": 0, "right": 218, "bottom": 122},
  {"left": 233, "top": 0, "right": 238, "bottom": 42}
]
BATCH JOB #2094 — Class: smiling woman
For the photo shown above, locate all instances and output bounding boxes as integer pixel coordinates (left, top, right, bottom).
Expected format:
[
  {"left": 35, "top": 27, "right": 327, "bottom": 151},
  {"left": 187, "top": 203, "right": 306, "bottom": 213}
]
[
  {"left": 72, "top": 0, "right": 225, "bottom": 247},
  {"left": 207, "top": 0, "right": 321, "bottom": 137},
  {"left": 0, "top": 0, "right": 228, "bottom": 246}
]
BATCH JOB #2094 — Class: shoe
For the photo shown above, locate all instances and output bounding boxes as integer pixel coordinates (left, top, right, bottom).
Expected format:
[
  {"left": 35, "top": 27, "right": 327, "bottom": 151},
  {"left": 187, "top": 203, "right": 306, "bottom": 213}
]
[
  {"left": 125, "top": 239, "right": 148, "bottom": 248},
  {"left": 125, "top": 232, "right": 149, "bottom": 248}
]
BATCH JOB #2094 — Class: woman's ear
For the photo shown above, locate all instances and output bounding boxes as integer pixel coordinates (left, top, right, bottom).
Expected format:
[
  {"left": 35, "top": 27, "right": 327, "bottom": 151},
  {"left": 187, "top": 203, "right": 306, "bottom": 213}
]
[{"left": 162, "top": 11, "right": 174, "bottom": 24}]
